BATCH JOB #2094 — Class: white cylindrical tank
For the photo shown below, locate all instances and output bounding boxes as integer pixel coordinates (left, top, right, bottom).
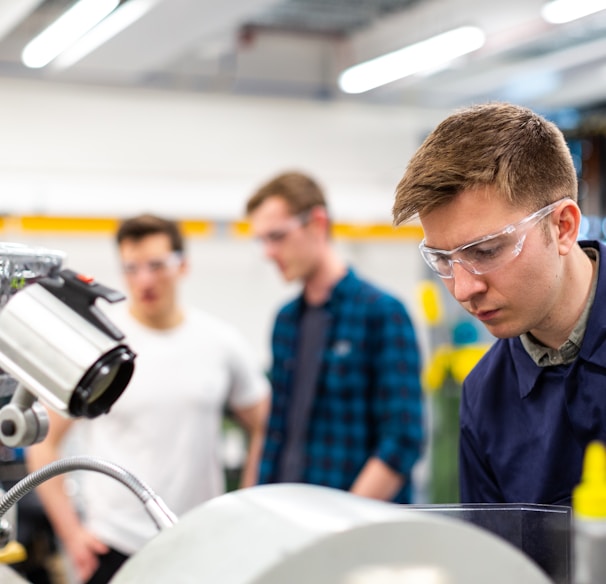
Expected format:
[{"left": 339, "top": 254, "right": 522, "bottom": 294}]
[{"left": 111, "top": 483, "right": 553, "bottom": 584}]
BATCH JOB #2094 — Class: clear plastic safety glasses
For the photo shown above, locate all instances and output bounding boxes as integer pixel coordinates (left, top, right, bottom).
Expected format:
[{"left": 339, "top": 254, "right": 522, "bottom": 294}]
[
  {"left": 254, "top": 211, "right": 312, "bottom": 246},
  {"left": 419, "top": 198, "right": 568, "bottom": 279},
  {"left": 122, "top": 252, "right": 183, "bottom": 276}
]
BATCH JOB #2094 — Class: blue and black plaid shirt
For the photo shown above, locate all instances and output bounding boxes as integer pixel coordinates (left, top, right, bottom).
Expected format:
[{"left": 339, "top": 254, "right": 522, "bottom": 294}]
[{"left": 258, "top": 268, "right": 424, "bottom": 503}]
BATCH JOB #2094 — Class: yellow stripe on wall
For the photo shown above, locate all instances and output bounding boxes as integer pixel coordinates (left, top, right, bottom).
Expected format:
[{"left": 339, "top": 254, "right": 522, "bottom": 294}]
[
  {"left": 19, "top": 216, "right": 120, "bottom": 234},
  {"left": 232, "top": 220, "right": 424, "bottom": 240},
  {"left": 332, "top": 223, "right": 424, "bottom": 240},
  {"left": 231, "top": 220, "right": 252, "bottom": 238},
  {"left": 0, "top": 216, "right": 423, "bottom": 241},
  {"left": 11, "top": 216, "right": 215, "bottom": 237},
  {"left": 181, "top": 220, "right": 215, "bottom": 237}
]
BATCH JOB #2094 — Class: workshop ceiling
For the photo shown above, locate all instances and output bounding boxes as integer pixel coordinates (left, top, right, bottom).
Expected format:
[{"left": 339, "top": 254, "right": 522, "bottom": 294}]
[{"left": 1, "top": 0, "right": 606, "bottom": 113}]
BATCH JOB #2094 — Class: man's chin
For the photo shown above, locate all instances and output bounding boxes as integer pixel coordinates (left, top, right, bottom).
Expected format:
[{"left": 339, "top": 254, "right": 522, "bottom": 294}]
[
  {"left": 481, "top": 322, "right": 520, "bottom": 340},
  {"left": 137, "top": 299, "right": 160, "bottom": 314},
  {"left": 278, "top": 268, "right": 297, "bottom": 283}
]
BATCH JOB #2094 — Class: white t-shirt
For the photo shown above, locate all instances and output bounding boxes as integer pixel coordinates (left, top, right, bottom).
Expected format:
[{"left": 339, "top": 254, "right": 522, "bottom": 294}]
[{"left": 69, "top": 304, "right": 269, "bottom": 554}]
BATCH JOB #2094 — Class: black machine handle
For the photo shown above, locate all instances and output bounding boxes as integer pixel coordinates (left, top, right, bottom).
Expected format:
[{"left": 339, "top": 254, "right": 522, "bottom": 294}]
[{"left": 38, "top": 269, "right": 126, "bottom": 340}]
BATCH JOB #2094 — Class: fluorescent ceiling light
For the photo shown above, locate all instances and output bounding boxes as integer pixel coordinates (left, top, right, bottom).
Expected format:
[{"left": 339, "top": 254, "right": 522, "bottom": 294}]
[
  {"left": 22, "top": 0, "right": 120, "bottom": 69},
  {"left": 541, "top": 0, "right": 606, "bottom": 23},
  {"left": 52, "top": 0, "right": 157, "bottom": 70},
  {"left": 338, "top": 26, "right": 486, "bottom": 94}
]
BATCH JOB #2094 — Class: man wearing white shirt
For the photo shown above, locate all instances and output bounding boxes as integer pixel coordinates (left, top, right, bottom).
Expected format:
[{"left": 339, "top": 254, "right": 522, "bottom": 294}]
[{"left": 26, "top": 214, "right": 270, "bottom": 584}]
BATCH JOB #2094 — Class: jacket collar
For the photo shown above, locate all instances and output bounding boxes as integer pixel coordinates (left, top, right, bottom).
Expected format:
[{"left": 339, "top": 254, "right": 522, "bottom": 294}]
[{"left": 512, "top": 240, "right": 606, "bottom": 398}]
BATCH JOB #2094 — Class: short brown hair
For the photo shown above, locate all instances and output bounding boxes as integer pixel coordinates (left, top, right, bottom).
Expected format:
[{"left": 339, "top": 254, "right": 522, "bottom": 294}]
[
  {"left": 246, "top": 171, "right": 328, "bottom": 216},
  {"left": 393, "top": 102, "right": 578, "bottom": 225},
  {"left": 116, "top": 214, "right": 184, "bottom": 253}
]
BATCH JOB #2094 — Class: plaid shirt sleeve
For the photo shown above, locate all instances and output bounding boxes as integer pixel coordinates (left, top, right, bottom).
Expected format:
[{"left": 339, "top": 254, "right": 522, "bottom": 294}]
[{"left": 366, "top": 292, "right": 424, "bottom": 479}]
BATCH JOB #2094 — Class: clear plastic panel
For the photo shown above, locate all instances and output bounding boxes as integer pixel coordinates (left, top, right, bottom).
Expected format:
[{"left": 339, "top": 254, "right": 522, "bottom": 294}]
[{"left": 410, "top": 503, "right": 572, "bottom": 584}]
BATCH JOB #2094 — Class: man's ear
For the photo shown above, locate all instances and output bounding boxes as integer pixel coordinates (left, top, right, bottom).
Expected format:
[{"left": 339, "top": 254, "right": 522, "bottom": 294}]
[
  {"left": 308, "top": 206, "right": 330, "bottom": 236},
  {"left": 178, "top": 256, "right": 190, "bottom": 276},
  {"left": 556, "top": 200, "right": 581, "bottom": 255}
]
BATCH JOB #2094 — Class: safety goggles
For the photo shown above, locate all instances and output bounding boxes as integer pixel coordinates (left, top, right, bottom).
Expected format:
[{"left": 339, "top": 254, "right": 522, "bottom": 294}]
[
  {"left": 122, "top": 252, "right": 183, "bottom": 276},
  {"left": 419, "top": 198, "right": 568, "bottom": 279},
  {"left": 255, "top": 211, "right": 311, "bottom": 246}
]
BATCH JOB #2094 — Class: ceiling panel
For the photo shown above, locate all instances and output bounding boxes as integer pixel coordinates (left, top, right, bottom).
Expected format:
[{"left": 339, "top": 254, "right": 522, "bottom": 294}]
[{"left": 0, "top": 0, "right": 604, "bottom": 115}]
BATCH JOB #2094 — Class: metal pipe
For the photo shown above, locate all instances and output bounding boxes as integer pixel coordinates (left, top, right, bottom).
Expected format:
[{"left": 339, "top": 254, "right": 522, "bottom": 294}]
[{"left": 0, "top": 455, "right": 178, "bottom": 546}]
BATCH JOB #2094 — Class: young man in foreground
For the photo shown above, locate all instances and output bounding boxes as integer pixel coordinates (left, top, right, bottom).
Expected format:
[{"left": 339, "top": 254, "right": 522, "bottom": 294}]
[{"left": 394, "top": 102, "right": 600, "bottom": 504}]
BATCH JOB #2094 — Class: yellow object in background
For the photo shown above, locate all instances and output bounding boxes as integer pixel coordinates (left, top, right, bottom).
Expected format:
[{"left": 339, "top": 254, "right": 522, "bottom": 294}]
[
  {"left": 422, "top": 346, "right": 450, "bottom": 393},
  {"left": 422, "top": 343, "right": 490, "bottom": 393},
  {"left": 450, "top": 345, "right": 491, "bottom": 385},
  {"left": 417, "top": 281, "right": 444, "bottom": 326},
  {"left": 572, "top": 440, "right": 606, "bottom": 584},
  {"left": 573, "top": 441, "right": 606, "bottom": 518},
  {"left": 0, "top": 540, "right": 27, "bottom": 564}
]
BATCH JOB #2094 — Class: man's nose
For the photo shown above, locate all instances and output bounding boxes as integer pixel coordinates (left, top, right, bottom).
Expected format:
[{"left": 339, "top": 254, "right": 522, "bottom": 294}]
[
  {"left": 130, "top": 266, "right": 157, "bottom": 283},
  {"left": 262, "top": 241, "right": 279, "bottom": 261},
  {"left": 450, "top": 261, "right": 488, "bottom": 303}
]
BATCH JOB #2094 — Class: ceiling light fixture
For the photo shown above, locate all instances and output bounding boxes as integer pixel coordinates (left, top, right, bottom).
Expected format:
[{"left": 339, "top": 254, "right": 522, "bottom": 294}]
[
  {"left": 21, "top": 0, "right": 120, "bottom": 69},
  {"left": 541, "top": 0, "right": 606, "bottom": 23},
  {"left": 52, "top": 0, "right": 158, "bottom": 70},
  {"left": 338, "top": 25, "right": 486, "bottom": 95}
]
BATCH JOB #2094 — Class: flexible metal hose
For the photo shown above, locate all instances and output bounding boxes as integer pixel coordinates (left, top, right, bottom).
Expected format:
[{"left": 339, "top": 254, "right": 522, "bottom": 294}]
[{"left": 0, "top": 455, "right": 178, "bottom": 546}]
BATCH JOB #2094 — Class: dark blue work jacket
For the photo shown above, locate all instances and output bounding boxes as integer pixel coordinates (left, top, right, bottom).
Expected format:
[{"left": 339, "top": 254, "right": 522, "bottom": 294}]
[{"left": 459, "top": 240, "right": 606, "bottom": 505}]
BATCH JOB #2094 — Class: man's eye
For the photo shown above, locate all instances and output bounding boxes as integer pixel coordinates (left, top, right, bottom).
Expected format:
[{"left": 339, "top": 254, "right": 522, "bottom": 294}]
[
  {"left": 468, "top": 244, "right": 504, "bottom": 261},
  {"left": 432, "top": 254, "right": 451, "bottom": 267},
  {"left": 267, "top": 231, "right": 287, "bottom": 243}
]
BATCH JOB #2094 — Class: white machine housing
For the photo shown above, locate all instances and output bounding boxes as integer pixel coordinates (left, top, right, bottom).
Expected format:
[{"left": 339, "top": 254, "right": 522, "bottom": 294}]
[{"left": 112, "top": 483, "right": 554, "bottom": 584}]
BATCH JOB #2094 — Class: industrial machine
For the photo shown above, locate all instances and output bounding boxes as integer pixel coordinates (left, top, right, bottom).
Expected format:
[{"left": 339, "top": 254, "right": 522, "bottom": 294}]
[
  {"left": 0, "top": 242, "right": 136, "bottom": 446},
  {"left": 0, "top": 241, "right": 137, "bottom": 581},
  {"left": 110, "top": 482, "right": 557, "bottom": 584},
  {"left": 0, "top": 477, "right": 559, "bottom": 584}
]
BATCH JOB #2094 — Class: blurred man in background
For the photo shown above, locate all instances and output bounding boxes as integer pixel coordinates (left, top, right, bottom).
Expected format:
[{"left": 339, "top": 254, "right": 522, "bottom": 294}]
[
  {"left": 246, "top": 171, "right": 424, "bottom": 504},
  {"left": 26, "top": 214, "right": 270, "bottom": 584}
]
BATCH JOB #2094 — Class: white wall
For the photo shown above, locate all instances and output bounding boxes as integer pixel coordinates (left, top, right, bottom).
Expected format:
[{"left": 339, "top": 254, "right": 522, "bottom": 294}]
[{"left": 0, "top": 78, "right": 447, "bottom": 222}]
